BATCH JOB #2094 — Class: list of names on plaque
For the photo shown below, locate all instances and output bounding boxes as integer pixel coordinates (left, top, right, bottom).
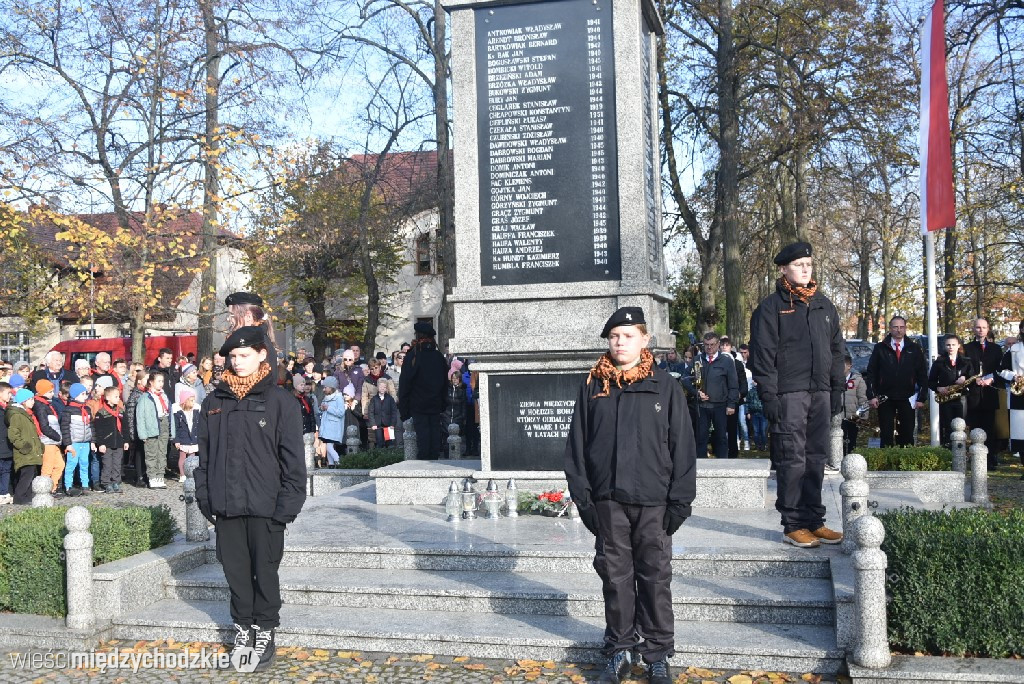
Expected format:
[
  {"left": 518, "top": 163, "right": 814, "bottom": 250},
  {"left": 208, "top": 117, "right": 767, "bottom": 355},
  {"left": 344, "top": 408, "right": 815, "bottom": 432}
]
[{"left": 476, "top": 0, "right": 621, "bottom": 286}]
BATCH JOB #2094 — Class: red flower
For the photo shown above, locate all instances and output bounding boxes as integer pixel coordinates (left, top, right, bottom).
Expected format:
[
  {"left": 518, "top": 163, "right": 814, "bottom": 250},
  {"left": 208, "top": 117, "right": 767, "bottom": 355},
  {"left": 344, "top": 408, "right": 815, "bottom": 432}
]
[{"left": 546, "top": 491, "right": 563, "bottom": 503}]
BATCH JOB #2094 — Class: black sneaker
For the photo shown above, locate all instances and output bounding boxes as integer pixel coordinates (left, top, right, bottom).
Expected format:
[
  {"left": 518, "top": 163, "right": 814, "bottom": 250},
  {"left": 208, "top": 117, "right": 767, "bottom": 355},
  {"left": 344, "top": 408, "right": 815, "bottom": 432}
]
[
  {"left": 67, "top": 487, "right": 83, "bottom": 497},
  {"left": 252, "top": 625, "right": 276, "bottom": 672},
  {"left": 229, "top": 622, "right": 253, "bottom": 657},
  {"left": 90, "top": 482, "right": 104, "bottom": 492},
  {"left": 646, "top": 658, "right": 672, "bottom": 684},
  {"left": 597, "top": 650, "right": 631, "bottom": 683}
]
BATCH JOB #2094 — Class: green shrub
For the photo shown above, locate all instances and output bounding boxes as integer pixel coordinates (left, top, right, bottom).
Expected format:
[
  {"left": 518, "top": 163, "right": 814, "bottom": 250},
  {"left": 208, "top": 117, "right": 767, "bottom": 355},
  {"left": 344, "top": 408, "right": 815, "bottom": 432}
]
[
  {"left": 859, "top": 446, "right": 952, "bottom": 471},
  {"left": 331, "top": 447, "right": 405, "bottom": 470},
  {"left": 0, "top": 504, "right": 178, "bottom": 617},
  {"left": 878, "top": 507, "right": 1024, "bottom": 657}
]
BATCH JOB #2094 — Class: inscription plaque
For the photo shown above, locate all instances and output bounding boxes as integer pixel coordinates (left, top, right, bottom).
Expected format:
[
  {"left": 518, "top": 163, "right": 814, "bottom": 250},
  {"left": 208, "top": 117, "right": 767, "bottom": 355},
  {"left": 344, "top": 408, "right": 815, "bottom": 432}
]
[
  {"left": 488, "top": 373, "right": 580, "bottom": 470},
  {"left": 476, "top": 0, "right": 621, "bottom": 286}
]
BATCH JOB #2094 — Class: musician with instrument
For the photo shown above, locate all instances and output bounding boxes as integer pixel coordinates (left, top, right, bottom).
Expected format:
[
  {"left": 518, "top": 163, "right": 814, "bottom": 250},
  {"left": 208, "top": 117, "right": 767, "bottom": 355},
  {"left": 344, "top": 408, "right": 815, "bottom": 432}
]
[
  {"left": 998, "top": 319, "right": 1024, "bottom": 473},
  {"left": 928, "top": 335, "right": 975, "bottom": 447},
  {"left": 963, "top": 318, "right": 1004, "bottom": 469}
]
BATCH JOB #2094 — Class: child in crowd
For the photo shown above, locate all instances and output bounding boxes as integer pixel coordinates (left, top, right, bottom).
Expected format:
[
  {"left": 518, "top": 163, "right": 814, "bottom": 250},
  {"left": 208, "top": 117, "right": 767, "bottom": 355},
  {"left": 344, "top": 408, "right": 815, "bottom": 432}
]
[
  {"left": 6, "top": 388, "right": 43, "bottom": 504},
  {"left": 92, "top": 385, "right": 127, "bottom": 493},
  {"left": 0, "top": 382, "right": 14, "bottom": 505},
  {"left": 172, "top": 389, "right": 200, "bottom": 483},
  {"left": 746, "top": 381, "right": 768, "bottom": 452},
  {"left": 55, "top": 379, "right": 71, "bottom": 416},
  {"left": 442, "top": 366, "right": 468, "bottom": 455},
  {"left": 368, "top": 378, "right": 399, "bottom": 448},
  {"left": 61, "top": 383, "right": 94, "bottom": 496},
  {"left": 123, "top": 370, "right": 147, "bottom": 486},
  {"left": 317, "top": 377, "right": 344, "bottom": 465},
  {"left": 33, "top": 379, "right": 65, "bottom": 493},
  {"left": 136, "top": 372, "right": 175, "bottom": 489},
  {"left": 293, "top": 375, "right": 318, "bottom": 471}
]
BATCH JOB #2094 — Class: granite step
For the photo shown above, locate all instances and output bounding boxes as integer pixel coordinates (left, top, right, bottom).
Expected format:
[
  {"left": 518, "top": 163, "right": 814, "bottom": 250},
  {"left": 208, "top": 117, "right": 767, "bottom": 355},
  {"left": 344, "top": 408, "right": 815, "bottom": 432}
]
[
  {"left": 166, "top": 564, "right": 835, "bottom": 624},
  {"left": 112, "top": 598, "right": 845, "bottom": 673}
]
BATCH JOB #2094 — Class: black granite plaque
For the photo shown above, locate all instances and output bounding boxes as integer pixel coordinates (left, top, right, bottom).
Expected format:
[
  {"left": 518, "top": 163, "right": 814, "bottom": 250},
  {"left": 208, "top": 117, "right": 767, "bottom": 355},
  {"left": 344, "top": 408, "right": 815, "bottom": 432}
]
[
  {"left": 488, "top": 373, "right": 580, "bottom": 470},
  {"left": 476, "top": 0, "right": 620, "bottom": 286}
]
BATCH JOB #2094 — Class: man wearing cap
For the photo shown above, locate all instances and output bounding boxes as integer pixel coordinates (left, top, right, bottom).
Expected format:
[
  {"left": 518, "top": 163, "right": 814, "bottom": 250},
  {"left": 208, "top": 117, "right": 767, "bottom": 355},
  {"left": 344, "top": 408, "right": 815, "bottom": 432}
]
[
  {"left": 195, "top": 326, "right": 306, "bottom": 672},
  {"left": 749, "top": 242, "right": 845, "bottom": 549},
  {"left": 397, "top": 322, "right": 448, "bottom": 459},
  {"left": 564, "top": 307, "right": 696, "bottom": 684}
]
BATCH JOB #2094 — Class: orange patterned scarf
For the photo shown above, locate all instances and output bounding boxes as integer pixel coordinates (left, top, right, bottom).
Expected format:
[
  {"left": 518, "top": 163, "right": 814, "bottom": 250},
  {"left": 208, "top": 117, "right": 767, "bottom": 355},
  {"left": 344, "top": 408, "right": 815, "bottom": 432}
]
[
  {"left": 221, "top": 362, "right": 272, "bottom": 400},
  {"left": 587, "top": 348, "right": 655, "bottom": 398},
  {"left": 780, "top": 277, "right": 818, "bottom": 304}
]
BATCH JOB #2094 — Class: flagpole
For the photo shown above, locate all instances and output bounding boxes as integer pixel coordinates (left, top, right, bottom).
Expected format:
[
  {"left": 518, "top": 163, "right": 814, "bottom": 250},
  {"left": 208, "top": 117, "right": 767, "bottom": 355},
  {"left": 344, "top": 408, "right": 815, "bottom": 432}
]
[{"left": 925, "top": 233, "right": 939, "bottom": 446}]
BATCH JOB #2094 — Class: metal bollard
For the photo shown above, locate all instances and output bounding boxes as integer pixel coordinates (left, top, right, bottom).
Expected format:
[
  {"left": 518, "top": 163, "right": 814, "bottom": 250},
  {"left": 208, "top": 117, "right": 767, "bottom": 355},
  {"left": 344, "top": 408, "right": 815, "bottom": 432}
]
[
  {"left": 968, "top": 428, "right": 989, "bottom": 507},
  {"left": 840, "top": 453, "right": 869, "bottom": 555},
  {"left": 851, "top": 515, "right": 891, "bottom": 669},
  {"left": 345, "top": 424, "right": 361, "bottom": 455},
  {"left": 447, "top": 423, "right": 462, "bottom": 460},
  {"left": 182, "top": 456, "right": 210, "bottom": 542},
  {"left": 31, "top": 476, "right": 54, "bottom": 508},
  {"left": 828, "top": 414, "right": 844, "bottom": 470},
  {"left": 949, "top": 418, "right": 967, "bottom": 472},
  {"left": 64, "top": 506, "right": 95, "bottom": 630},
  {"left": 403, "top": 418, "right": 417, "bottom": 460}
]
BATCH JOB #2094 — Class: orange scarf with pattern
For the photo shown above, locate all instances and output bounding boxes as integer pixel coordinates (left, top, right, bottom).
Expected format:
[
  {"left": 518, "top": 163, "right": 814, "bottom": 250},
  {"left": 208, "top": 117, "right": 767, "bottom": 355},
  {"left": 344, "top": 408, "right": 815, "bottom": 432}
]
[
  {"left": 780, "top": 276, "right": 818, "bottom": 304},
  {"left": 587, "top": 348, "right": 655, "bottom": 398},
  {"left": 221, "top": 362, "right": 271, "bottom": 400}
]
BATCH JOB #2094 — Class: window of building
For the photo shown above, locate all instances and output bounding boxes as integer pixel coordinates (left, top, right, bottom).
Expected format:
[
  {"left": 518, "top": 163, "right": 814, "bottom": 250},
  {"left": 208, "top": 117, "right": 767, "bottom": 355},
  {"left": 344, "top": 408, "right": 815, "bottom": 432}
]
[
  {"left": 416, "top": 234, "right": 433, "bottom": 275},
  {"left": 0, "top": 331, "right": 30, "bottom": 364}
]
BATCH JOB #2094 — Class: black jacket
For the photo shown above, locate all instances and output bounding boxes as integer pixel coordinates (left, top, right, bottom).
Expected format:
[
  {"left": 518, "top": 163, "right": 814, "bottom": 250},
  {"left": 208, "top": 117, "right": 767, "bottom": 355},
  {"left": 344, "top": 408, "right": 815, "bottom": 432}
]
[
  {"left": 962, "top": 339, "right": 1003, "bottom": 410},
  {"left": 0, "top": 407, "right": 12, "bottom": 459},
  {"left": 195, "top": 366, "right": 306, "bottom": 524},
  {"left": 93, "top": 405, "right": 126, "bottom": 449},
  {"left": 442, "top": 383, "right": 468, "bottom": 426},
  {"left": 680, "top": 353, "right": 739, "bottom": 408},
  {"left": 928, "top": 355, "right": 975, "bottom": 394},
  {"left": 748, "top": 280, "right": 845, "bottom": 403},
  {"left": 397, "top": 340, "right": 448, "bottom": 419},
  {"left": 173, "top": 407, "right": 200, "bottom": 447},
  {"left": 864, "top": 336, "right": 928, "bottom": 402},
  {"left": 368, "top": 393, "right": 399, "bottom": 428},
  {"left": 564, "top": 365, "right": 697, "bottom": 509}
]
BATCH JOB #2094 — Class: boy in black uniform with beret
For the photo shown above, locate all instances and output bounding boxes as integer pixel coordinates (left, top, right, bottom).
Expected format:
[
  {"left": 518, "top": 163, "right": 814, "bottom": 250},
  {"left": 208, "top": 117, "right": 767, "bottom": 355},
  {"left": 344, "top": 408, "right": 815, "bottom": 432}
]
[
  {"left": 564, "top": 307, "right": 697, "bottom": 684},
  {"left": 195, "top": 326, "right": 306, "bottom": 672},
  {"left": 748, "top": 242, "right": 845, "bottom": 548}
]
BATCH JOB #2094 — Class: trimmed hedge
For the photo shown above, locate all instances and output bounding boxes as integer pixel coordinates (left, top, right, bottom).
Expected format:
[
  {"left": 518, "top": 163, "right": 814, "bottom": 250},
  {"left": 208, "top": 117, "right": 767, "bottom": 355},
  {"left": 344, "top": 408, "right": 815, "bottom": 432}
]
[
  {"left": 0, "top": 504, "right": 178, "bottom": 617},
  {"left": 328, "top": 447, "right": 405, "bottom": 470},
  {"left": 859, "top": 447, "right": 952, "bottom": 471},
  {"left": 878, "top": 507, "right": 1024, "bottom": 657}
]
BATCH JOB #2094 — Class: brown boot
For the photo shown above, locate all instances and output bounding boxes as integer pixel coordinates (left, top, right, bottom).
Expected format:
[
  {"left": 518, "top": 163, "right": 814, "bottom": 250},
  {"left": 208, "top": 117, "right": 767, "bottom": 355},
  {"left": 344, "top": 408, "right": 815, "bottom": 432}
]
[
  {"left": 783, "top": 529, "right": 821, "bottom": 548},
  {"left": 811, "top": 526, "right": 843, "bottom": 544}
]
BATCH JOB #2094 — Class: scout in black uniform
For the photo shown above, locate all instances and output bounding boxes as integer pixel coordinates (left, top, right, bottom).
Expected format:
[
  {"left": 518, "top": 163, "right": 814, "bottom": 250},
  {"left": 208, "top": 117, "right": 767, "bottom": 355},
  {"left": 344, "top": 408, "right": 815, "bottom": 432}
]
[
  {"left": 564, "top": 307, "right": 697, "bottom": 684},
  {"left": 748, "top": 242, "right": 845, "bottom": 548},
  {"left": 195, "top": 326, "right": 306, "bottom": 672}
]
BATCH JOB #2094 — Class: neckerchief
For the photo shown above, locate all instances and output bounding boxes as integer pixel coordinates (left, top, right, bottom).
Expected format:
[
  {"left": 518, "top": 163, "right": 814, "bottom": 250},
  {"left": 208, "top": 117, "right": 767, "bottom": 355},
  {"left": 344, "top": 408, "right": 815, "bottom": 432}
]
[
  {"left": 149, "top": 389, "right": 168, "bottom": 416},
  {"left": 102, "top": 400, "right": 122, "bottom": 436},
  {"left": 34, "top": 395, "right": 58, "bottom": 419},
  {"left": 780, "top": 276, "right": 818, "bottom": 305},
  {"left": 297, "top": 393, "right": 312, "bottom": 415},
  {"left": 68, "top": 400, "right": 91, "bottom": 425},
  {"left": 587, "top": 348, "right": 655, "bottom": 399},
  {"left": 25, "top": 406, "right": 43, "bottom": 436},
  {"left": 221, "top": 362, "right": 272, "bottom": 400}
]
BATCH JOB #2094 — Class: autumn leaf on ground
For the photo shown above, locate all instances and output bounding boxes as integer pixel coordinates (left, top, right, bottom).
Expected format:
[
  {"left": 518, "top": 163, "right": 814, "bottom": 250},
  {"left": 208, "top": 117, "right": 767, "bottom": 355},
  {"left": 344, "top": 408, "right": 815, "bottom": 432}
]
[
  {"left": 410, "top": 654, "right": 434, "bottom": 662},
  {"left": 464, "top": 663, "right": 487, "bottom": 671},
  {"left": 336, "top": 651, "right": 361, "bottom": 659},
  {"left": 728, "top": 675, "right": 754, "bottom": 684},
  {"left": 427, "top": 662, "right": 446, "bottom": 670},
  {"left": 687, "top": 666, "right": 723, "bottom": 678},
  {"left": 517, "top": 659, "right": 542, "bottom": 668},
  {"left": 453, "top": 656, "right": 471, "bottom": 663},
  {"left": 800, "top": 675, "right": 822, "bottom": 683}
]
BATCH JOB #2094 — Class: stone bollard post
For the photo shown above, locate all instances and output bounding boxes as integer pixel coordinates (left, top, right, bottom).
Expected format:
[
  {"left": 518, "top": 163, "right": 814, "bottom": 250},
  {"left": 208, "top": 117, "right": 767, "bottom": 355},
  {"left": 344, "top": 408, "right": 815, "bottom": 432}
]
[
  {"left": 968, "top": 428, "right": 990, "bottom": 507},
  {"left": 840, "top": 453, "right": 869, "bottom": 555},
  {"left": 447, "top": 423, "right": 462, "bottom": 460},
  {"left": 851, "top": 515, "right": 891, "bottom": 669},
  {"left": 828, "top": 414, "right": 844, "bottom": 470},
  {"left": 403, "top": 418, "right": 418, "bottom": 460},
  {"left": 182, "top": 456, "right": 210, "bottom": 543},
  {"left": 949, "top": 418, "right": 967, "bottom": 472},
  {"left": 64, "top": 506, "right": 95, "bottom": 630},
  {"left": 302, "top": 434, "right": 316, "bottom": 495},
  {"left": 31, "top": 476, "right": 54, "bottom": 508},
  {"left": 345, "top": 424, "right": 361, "bottom": 455}
]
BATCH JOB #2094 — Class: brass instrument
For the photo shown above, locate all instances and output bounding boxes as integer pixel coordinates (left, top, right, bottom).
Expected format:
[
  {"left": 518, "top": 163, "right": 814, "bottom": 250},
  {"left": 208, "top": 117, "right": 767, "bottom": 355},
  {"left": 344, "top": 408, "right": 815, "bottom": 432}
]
[
  {"left": 853, "top": 395, "right": 886, "bottom": 425},
  {"left": 1010, "top": 375, "right": 1024, "bottom": 396},
  {"left": 935, "top": 374, "right": 982, "bottom": 403},
  {"left": 692, "top": 358, "right": 704, "bottom": 396}
]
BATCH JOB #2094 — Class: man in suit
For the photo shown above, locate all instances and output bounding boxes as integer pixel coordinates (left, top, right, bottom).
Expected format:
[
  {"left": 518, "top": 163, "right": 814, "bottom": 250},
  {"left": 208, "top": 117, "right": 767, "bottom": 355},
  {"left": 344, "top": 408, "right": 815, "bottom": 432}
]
[
  {"left": 963, "top": 317, "right": 1003, "bottom": 469},
  {"left": 864, "top": 317, "right": 928, "bottom": 447}
]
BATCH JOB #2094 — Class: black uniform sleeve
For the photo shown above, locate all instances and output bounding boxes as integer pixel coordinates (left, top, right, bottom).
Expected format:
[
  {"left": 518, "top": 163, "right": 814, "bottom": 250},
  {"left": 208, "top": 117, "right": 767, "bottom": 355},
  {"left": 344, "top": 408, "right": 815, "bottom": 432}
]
[
  {"left": 195, "top": 397, "right": 211, "bottom": 519},
  {"left": 829, "top": 303, "right": 845, "bottom": 391},
  {"left": 667, "top": 380, "right": 697, "bottom": 510},
  {"left": 563, "top": 378, "right": 593, "bottom": 508},
  {"left": 725, "top": 357, "right": 739, "bottom": 409},
  {"left": 397, "top": 350, "right": 416, "bottom": 421},
  {"left": 914, "top": 344, "right": 929, "bottom": 404},
  {"left": 864, "top": 344, "right": 882, "bottom": 400},
  {"left": 927, "top": 360, "right": 942, "bottom": 392},
  {"left": 748, "top": 303, "right": 779, "bottom": 403},
  {"left": 273, "top": 389, "right": 307, "bottom": 524}
]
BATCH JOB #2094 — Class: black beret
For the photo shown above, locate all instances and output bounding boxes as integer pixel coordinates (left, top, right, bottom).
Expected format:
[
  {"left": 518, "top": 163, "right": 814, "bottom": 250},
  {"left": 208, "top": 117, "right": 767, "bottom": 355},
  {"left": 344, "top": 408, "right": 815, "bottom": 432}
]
[
  {"left": 225, "top": 291, "right": 263, "bottom": 307},
  {"left": 375, "top": 351, "right": 387, "bottom": 360},
  {"left": 414, "top": 322, "right": 436, "bottom": 337},
  {"left": 601, "top": 306, "right": 646, "bottom": 338},
  {"left": 773, "top": 241, "right": 813, "bottom": 266},
  {"left": 219, "top": 326, "right": 267, "bottom": 357}
]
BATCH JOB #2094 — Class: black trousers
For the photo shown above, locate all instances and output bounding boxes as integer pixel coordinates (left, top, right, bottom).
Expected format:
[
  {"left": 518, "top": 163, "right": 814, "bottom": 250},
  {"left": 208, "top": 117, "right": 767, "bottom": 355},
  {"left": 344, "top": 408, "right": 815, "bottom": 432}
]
[
  {"left": 841, "top": 419, "right": 859, "bottom": 455},
  {"left": 771, "top": 391, "right": 828, "bottom": 534},
  {"left": 726, "top": 410, "right": 740, "bottom": 458},
  {"left": 593, "top": 500, "right": 674, "bottom": 664},
  {"left": 215, "top": 516, "right": 285, "bottom": 629},
  {"left": 938, "top": 399, "right": 965, "bottom": 448},
  {"left": 695, "top": 404, "right": 729, "bottom": 458},
  {"left": 966, "top": 405, "right": 999, "bottom": 468},
  {"left": 878, "top": 398, "right": 916, "bottom": 447},
  {"left": 412, "top": 413, "right": 442, "bottom": 459},
  {"left": 13, "top": 464, "right": 40, "bottom": 505}
]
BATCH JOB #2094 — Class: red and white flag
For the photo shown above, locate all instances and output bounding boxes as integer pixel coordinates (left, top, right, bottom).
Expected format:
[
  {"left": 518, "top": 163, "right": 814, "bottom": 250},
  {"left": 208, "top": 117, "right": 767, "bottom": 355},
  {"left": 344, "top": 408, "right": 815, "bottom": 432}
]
[{"left": 920, "top": 0, "right": 956, "bottom": 233}]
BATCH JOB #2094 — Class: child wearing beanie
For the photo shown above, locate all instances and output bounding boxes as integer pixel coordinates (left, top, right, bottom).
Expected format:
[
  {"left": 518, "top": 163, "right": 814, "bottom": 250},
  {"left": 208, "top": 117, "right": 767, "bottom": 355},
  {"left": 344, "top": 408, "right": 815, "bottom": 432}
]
[{"left": 6, "top": 388, "right": 43, "bottom": 504}]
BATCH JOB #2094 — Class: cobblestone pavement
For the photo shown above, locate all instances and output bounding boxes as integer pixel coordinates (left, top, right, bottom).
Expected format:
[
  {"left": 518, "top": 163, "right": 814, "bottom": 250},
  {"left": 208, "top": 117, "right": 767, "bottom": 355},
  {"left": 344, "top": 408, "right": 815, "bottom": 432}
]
[{"left": 0, "top": 642, "right": 846, "bottom": 683}]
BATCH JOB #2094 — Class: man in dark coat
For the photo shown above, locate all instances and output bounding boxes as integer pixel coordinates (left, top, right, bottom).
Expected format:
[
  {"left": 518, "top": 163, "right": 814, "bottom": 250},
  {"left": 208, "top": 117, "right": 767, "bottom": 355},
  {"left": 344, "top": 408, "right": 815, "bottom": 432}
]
[
  {"left": 864, "top": 317, "right": 928, "bottom": 447},
  {"left": 681, "top": 332, "right": 738, "bottom": 458},
  {"left": 195, "top": 326, "right": 306, "bottom": 673},
  {"left": 397, "top": 322, "right": 448, "bottom": 459},
  {"left": 749, "top": 241, "right": 845, "bottom": 549},
  {"left": 963, "top": 317, "right": 1004, "bottom": 468},
  {"left": 564, "top": 307, "right": 696, "bottom": 684}
]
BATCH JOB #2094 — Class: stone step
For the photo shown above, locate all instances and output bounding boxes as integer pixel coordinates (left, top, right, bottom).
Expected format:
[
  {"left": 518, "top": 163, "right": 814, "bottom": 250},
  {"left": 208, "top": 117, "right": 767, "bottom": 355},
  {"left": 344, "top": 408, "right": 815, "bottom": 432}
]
[
  {"left": 166, "top": 564, "right": 834, "bottom": 625},
  {"left": 201, "top": 544, "right": 833, "bottom": 578},
  {"left": 112, "top": 599, "right": 845, "bottom": 673}
]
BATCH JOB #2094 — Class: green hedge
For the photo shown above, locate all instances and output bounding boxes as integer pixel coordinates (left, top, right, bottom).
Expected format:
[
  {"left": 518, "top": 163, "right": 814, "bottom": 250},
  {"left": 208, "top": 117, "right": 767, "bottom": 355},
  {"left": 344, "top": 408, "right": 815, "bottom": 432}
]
[
  {"left": 878, "top": 507, "right": 1024, "bottom": 657},
  {"left": 328, "top": 447, "right": 405, "bottom": 470},
  {"left": 0, "top": 505, "right": 178, "bottom": 617},
  {"left": 859, "top": 447, "right": 952, "bottom": 471}
]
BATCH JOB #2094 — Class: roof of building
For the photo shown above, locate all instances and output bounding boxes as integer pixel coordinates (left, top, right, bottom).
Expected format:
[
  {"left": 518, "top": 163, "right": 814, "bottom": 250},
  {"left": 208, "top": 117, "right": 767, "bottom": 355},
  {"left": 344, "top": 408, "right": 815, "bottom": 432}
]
[{"left": 346, "top": 150, "right": 439, "bottom": 213}]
